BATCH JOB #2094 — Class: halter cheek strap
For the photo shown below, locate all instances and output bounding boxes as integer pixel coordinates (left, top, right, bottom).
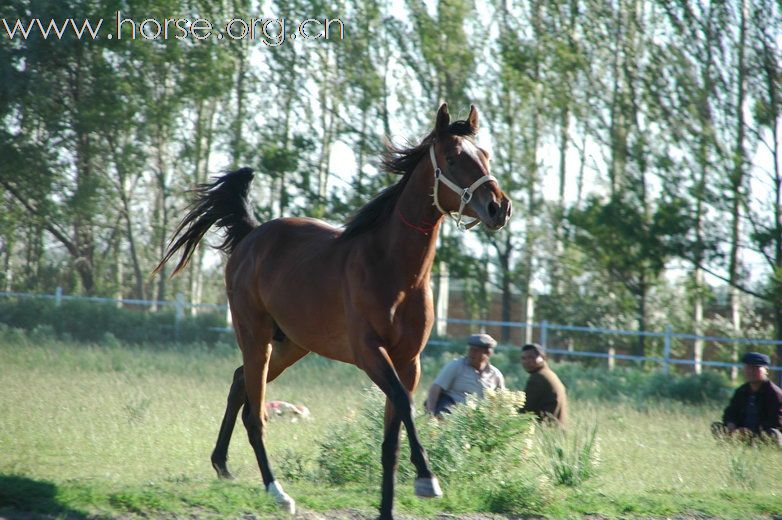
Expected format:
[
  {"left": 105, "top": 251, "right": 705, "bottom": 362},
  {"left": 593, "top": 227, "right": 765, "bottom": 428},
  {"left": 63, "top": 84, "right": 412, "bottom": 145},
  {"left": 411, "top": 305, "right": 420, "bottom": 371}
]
[{"left": 429, "top": 145, "right": 497, "bottom": 230}]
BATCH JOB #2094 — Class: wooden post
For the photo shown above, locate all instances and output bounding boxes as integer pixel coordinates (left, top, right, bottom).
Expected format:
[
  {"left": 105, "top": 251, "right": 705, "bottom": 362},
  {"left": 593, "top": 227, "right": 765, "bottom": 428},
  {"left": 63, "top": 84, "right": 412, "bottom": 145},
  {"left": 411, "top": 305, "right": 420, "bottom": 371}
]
[
  {"left": 662, "top": 324, "right": 672, "bottom": 375},
  {"left": 175, "top": 293, "right": 185, "bottom": 341},
  {"left": 525, "top": 293, "right": 535, "bottom": 344},
  {"left": 435, "top": 261, "right": 449, "bottom": 337},
  {"left": 175, "top": 293, "right": 185, "bottom": 322},
  {"left": 608, "top": 347, "right": 616, "bottom": 371}
]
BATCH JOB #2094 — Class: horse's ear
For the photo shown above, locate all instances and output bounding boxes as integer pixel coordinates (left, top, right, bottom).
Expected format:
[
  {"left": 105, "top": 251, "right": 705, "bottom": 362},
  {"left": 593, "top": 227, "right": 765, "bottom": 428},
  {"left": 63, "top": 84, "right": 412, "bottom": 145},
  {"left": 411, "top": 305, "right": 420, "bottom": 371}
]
[
  {"left": 435, "top": 103, "right": 450, "bottom": 135},
  {"left": 467, "top": 104, "right": 479, "bottom": 132}
]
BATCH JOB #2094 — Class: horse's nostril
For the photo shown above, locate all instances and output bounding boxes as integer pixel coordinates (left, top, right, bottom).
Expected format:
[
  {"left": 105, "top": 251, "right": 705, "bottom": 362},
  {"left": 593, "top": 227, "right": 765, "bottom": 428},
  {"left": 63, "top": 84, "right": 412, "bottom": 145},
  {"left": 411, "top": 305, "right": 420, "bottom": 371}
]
[{"left": 488, "top": 201, "right": 499, "bottom": 219}]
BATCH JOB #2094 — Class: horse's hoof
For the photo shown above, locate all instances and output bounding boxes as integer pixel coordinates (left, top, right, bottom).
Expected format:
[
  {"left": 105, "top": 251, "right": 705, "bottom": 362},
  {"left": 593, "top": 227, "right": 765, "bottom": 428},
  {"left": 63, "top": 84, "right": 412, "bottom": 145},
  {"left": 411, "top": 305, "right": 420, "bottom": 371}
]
[
  {"left": 414, "top": 476, "right": 442, "bottom": 498},
  {"left": 267, "top": 480, "right": 296, "bottom": 515},
  {"left": 212, "top": 461, "right": 234, "bottom": 480}
]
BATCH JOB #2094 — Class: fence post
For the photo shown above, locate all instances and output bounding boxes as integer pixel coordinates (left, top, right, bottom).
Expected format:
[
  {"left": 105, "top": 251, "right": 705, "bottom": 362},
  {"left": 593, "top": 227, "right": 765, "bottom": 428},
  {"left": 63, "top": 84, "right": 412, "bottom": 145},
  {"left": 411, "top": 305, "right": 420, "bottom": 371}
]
[
  {"left": 54, "top": 287, "right": 62, "bottom": 307},
  {"left": 435, "top": 261, "right": 449, "bottom": 337},
  {"left": 540, "top": 320, "right": 548, "bottom": 350},
  {"left": 525, "top": 294, "right": 535, "bottom": 344},
  {"left": 175, "top": 293, "right": 185, "bottom": 323},
  {"left": 608, "top": 347, "right": 616, "bottom": 371},
  {"left": 662, "top": 324, "right": 672, "bottom": 375},
  {"left": 174, "top": 292, "right": 185, "bottom": 341}
]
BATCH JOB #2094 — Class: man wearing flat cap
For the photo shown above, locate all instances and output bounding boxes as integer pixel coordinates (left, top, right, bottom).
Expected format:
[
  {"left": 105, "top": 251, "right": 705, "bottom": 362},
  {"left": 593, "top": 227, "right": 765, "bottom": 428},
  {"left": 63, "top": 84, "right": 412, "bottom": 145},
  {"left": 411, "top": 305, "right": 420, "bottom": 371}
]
[
  {"left": 425, "top": 333, "right": 505, "bottom": 416},
  {"left": 712, "top": 352, "right": 782, "bottom": 446},
  {"left": 518, "top": 343, "right": 568, "bottom": 427}
]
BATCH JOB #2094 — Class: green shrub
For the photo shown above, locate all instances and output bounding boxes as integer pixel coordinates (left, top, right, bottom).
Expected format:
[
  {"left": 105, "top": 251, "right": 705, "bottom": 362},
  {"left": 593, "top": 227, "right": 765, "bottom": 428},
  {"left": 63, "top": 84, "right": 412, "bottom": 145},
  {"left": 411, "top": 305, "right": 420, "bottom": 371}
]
[
  {"left": 275, "top": 448, "right": 313, "bottom": 481},
  {"left": 317, "top": 387, "right": 537, "bottom": 488},
  {"left": 0, "top": 298, "right": 225, "bottom": 345},
  {"left": 541, "top": 363, "right": 733, "bottom": 405},
  {"left": 0, "top": 324, "right": 28, "bottom": 344},
  {"left": 479, "top": 471, "right": 549, "bottom": 514},
  {"left": 648, "top": 370, "right": 733, "bottom": 404},
  {"left": 29, "top": 324, "right": 56, "bottom": 343},
  {"left": 316, "top": 388, "right": 384, "bottom": 484}
]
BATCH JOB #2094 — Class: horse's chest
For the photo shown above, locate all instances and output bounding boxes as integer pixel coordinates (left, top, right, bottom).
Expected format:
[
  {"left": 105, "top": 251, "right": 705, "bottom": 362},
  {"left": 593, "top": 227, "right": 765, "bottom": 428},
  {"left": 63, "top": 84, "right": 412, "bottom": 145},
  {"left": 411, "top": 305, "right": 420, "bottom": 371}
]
[{"left": 389, "top": 290, "right": 433, "bottom": 343}]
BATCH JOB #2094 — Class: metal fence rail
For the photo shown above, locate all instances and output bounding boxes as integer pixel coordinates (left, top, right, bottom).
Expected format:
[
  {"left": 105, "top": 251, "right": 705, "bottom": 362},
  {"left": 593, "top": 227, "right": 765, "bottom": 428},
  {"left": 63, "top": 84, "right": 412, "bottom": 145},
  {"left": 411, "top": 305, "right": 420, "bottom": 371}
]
[
  {"left": 1, "top": 289, "right": 780, "bottom": 373},
  {"left": 439, "top": 317, "right": 782, "bottom": 373}
]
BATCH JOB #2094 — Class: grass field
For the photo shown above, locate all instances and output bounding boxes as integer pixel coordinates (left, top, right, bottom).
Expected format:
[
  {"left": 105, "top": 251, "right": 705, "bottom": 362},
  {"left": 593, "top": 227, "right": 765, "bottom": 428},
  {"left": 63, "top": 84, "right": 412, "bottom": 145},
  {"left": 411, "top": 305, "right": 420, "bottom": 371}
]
[{"left": 1, "top": 332, "right": 781, "bottom": 519}]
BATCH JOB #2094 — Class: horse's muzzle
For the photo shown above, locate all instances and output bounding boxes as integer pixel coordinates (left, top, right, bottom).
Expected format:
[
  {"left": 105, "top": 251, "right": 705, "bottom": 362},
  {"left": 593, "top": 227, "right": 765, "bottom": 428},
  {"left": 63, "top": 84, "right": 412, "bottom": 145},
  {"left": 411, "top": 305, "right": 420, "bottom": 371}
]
[{"left": 484, "top": 198, "right": 512, "bottom": 230}]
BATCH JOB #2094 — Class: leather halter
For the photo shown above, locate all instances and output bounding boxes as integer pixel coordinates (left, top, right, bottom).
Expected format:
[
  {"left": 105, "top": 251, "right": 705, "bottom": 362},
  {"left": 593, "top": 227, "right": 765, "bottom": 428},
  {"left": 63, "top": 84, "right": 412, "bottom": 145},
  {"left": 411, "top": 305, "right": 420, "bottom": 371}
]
[{"left": 429, "top": 144, "right": 497, "bottom": 229}]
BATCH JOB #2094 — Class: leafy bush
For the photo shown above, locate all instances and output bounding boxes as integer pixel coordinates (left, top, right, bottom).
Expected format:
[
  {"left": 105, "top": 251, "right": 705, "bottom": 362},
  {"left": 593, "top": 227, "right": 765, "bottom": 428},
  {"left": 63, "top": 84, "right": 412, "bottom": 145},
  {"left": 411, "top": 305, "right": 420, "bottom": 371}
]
[
  {"left": 547, "top": 363, "right": 733, "bottom": 404},
  {"left": 316, "top": 388, "right": 384, "bottom": 484},
  {"left": 479, "top": 471, "right": 549, "bottom": 514},
  {"left": 421, "top": 389, "right": 532, "bottom": 482},
  {"left": 275, "top": 448, "right": 313, "bottom": 482},
  {"left": 317, "top": 386, "right": 538, "bottom": 491},
  {"left": 29, "top": 324, "right": 56, "bottom": 342},
  {"left": 0, "top": 298, "right": 225, "bottom": 345}
]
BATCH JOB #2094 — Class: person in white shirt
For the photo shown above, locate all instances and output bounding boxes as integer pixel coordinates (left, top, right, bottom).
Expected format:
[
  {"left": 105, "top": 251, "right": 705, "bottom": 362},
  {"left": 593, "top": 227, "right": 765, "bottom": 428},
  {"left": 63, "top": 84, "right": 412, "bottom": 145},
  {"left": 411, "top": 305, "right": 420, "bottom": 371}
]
[{"left": 425, "top": 333, "right": 505, "bottom": 416}]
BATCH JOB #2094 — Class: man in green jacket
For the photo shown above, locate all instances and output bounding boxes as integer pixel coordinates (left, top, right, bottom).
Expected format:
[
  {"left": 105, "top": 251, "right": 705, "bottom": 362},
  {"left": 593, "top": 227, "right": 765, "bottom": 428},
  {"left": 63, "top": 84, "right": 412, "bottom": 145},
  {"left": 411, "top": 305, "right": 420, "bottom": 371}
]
[{"left": 518, "top": 343, "right": 568, "bottom": 427}]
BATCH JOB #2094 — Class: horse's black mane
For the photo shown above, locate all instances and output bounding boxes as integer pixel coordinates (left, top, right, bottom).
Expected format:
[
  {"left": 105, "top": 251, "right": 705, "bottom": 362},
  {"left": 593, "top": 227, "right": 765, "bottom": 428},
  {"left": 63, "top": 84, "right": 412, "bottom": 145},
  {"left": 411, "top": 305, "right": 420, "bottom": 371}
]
[{"left": 339, "top": 120, "right": 476, "bottom": 241}]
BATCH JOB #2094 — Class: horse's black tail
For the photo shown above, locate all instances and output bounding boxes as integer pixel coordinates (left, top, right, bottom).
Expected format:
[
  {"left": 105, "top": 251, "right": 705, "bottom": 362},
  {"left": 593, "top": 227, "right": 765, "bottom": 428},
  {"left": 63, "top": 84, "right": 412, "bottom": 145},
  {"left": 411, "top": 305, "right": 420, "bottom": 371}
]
[{"left": 153, "top": 168, "right": 259, "bottom": 277}]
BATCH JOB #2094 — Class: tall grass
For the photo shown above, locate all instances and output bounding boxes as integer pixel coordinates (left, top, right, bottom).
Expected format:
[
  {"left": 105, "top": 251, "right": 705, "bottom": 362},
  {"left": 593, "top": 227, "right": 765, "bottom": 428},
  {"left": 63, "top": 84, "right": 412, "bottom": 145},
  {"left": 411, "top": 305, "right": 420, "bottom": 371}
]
[{"left": 534, "top": 421, "right": 599, "bottom": 487}]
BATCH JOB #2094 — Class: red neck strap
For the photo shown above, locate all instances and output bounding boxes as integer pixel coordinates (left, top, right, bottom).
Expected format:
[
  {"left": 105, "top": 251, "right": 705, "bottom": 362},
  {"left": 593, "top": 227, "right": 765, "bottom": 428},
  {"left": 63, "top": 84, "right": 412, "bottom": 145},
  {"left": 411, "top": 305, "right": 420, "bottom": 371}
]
[{"left": 396, "top": 207, "right": 437, "bottom": 235}]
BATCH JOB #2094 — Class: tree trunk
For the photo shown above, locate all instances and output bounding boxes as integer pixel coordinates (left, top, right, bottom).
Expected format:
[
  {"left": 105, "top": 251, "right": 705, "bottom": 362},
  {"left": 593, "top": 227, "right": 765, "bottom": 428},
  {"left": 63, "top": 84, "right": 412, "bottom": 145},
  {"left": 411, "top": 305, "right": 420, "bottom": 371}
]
[
  {"left": 692, "top": 1, "right": 715, "bottom": 376},
  {"left": 3, "top": 239, "right": 12, "bottom": 292},
  {"left": 693, "top": 268, "right": 704, "bottom": 374},
  {"left": 521, "top": 0, "right": 543, "bottom": 312},
  {"left": 69, "top": 47, "right": 97, "bottom": 295},
  {"left": 121, "top": 193, "right": 145, "bottom": 300},
  {"left": 637, "top": 276, "right": 646, "bottom": 358},
  {"left": 499, "top": 234, "right": 512, "bottom": 343},
  {"left": 728, "top": 0, "right": 748, "bottom": 377}
]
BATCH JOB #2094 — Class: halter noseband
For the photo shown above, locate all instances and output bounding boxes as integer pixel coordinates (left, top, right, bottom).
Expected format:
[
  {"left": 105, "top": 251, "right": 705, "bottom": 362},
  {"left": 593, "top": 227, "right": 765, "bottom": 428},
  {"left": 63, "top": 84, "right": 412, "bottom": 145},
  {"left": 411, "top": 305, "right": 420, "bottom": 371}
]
[{"left": 429, "top": 144, "right": 497, "bottom": 230}]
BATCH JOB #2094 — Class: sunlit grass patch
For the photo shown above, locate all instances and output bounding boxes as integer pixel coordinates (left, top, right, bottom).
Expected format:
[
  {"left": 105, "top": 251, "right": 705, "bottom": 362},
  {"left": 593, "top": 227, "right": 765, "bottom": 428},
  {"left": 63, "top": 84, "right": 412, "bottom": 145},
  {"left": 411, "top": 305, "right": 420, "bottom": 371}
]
[{"left": 2, "top": 335, "right": 781, "bottom": 518}]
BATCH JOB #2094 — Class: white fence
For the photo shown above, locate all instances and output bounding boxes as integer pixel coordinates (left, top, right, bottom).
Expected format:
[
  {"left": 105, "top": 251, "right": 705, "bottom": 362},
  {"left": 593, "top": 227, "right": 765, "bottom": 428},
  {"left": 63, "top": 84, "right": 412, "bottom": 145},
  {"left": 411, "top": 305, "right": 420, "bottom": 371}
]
[
  {"left": 436, "top": 318, "right": 782, "bottom": 374},
  {"left": 0, "top": 288, "right": 228, "bottom": 322},
  {"left": 1, "top": 289, "right": 780, "bottom": 374}
]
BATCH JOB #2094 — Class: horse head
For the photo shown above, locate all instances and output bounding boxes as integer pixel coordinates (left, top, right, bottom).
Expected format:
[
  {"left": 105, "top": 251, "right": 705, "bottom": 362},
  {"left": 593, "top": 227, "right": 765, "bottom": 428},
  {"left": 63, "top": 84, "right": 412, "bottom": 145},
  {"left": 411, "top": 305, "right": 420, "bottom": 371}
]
[{"left": 429, "top": 103, "right": 512, "bottom": 231}]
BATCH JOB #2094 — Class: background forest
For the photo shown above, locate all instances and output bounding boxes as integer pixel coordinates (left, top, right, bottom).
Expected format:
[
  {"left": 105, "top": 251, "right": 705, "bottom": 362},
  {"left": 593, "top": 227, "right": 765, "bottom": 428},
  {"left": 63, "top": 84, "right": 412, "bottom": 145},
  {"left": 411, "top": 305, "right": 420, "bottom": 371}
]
[{"left": 1, "top": 0, "right": 781, "bottom": 368}]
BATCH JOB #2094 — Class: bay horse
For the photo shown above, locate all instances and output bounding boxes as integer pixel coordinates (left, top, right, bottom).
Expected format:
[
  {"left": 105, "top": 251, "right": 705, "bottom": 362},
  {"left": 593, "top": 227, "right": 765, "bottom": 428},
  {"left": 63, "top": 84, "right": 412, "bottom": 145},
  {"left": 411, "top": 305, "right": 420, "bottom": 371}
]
[{"left": 154, "top": 103, "right": 511, "bottom": 519}]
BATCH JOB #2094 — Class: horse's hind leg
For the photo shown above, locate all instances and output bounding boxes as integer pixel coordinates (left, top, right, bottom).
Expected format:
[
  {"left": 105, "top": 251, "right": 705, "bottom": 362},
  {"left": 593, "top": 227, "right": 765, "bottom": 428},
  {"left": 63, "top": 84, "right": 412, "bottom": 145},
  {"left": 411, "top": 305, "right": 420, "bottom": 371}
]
[
  {"left": 210, "top": 340, "right": 309, "bottom": 481},
  {"left": 211, "top": 366, "right": 245, "bottom": 479},
  {"left": 234, "top": 318, "right": 296, "bottom": 514}
]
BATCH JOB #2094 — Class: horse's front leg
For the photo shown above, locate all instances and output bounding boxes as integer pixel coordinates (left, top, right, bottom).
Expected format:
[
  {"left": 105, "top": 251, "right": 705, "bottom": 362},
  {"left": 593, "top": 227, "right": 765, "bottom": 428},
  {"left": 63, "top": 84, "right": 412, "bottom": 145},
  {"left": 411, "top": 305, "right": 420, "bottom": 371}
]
[
  {"left": 359, "top": 342, "right": 440, "bottom": 520},
  {"left": 396, "top": 355, "right": 441, "bottom": 498}
]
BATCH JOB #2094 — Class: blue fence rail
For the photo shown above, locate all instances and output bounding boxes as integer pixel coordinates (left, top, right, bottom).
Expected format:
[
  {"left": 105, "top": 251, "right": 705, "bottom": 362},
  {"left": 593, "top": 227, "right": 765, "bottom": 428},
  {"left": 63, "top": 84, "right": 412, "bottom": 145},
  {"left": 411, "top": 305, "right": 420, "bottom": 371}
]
[{"left": 1, "top": 289, "right": 780, "bottom": 373}]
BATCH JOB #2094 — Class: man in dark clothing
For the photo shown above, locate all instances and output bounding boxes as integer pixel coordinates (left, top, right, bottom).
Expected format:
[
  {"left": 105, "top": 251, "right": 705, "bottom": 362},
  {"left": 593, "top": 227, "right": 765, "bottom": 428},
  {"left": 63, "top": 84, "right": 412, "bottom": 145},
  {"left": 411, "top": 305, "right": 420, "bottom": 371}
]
[
  {"left": 712, "top": 352, "right": 782, "bottom": 446},
  {"left": 518, "top": 343, "right": 568, "bottom": 427}
]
